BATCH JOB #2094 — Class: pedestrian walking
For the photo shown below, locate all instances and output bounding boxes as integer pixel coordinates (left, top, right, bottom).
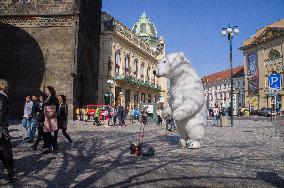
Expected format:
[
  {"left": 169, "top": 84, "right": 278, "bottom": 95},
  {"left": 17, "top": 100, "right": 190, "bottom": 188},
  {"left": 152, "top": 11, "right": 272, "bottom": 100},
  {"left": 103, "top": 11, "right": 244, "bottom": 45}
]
[
  {"left": 82, "top": 107, "right": 88, "bottom": 122},
  {"left": 141, "top": 107, "right": 148, "bottom": 126},
  {"left": 27, "top": 95, "right": 39, "bottom": 143},
  {"left": 106, "top": 106, "right": 112, "bottom": 126},
  {"left": 22, "top": 96, "right": 33, "bottom": 141},
  {"left": 42, "top": 86, "right": 59, "bottom": 154},
  {"left": 156, "top": 107, "right": 163, "bottom": 125},
  {"left": 113, "top": 105, "right": 118, "bottom": 126},
  {"left": 31, "top": 95, "right": 47, "bottom": 151},
  {"left": 75, "top": 107, "right": 81, "bottom": 121},
  {"left": 0, "top": 79, "right": 20, "bottom": 182},
  {"left": 93, "top": 107, "right": 101, "bottom": 126},
  {"left": 130, "top": 107, "right": 135, "bottom": 124},
  {"left": 134, "top": 107, "right": 140, "bottom": 122},
  {"left": 212, "top": 104, "right": 220, "bottom": 126},
  {"left": 54, "top": 95, "right": 74, "bottom": 148},
  {"left": 117, "top": 105, "right": 124, "bottom": 127},
  {"left": 122, "top": 106, "right": 129, "bottom": 126}
]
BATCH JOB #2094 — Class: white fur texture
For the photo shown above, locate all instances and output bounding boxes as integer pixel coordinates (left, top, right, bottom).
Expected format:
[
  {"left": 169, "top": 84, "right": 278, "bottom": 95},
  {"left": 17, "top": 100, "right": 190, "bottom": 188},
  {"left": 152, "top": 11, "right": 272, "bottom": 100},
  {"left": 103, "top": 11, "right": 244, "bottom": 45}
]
[{"left": 156, "top": 53, "right": 205, "bottom": 147}]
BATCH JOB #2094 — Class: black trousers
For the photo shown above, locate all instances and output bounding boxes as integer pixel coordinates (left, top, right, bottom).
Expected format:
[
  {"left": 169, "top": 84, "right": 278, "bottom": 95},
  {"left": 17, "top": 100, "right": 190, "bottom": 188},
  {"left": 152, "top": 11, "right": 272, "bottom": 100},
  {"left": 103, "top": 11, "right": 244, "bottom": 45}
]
[
  {"left": 0, "top": 138, "right": 15, "bottom": 177},
  {"left": 44, "top": 132, "right": 57, "bottom": 149},
  {"left": 34, "top": 123, "right": 47, "bottom": 148},
  {"left": 157, "top": 115, "right": 162, "bottom": 125},
  {"left": 54, "top": 128, "right": 72, "bottom": 144}
]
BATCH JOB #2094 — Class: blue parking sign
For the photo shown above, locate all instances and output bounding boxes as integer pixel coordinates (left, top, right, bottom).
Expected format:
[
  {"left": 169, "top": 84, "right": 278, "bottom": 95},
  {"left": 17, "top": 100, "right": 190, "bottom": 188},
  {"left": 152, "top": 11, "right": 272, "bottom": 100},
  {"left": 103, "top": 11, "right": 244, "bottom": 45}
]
[{"left": 269, "top": 73, "right": 281, "bottom": 90}]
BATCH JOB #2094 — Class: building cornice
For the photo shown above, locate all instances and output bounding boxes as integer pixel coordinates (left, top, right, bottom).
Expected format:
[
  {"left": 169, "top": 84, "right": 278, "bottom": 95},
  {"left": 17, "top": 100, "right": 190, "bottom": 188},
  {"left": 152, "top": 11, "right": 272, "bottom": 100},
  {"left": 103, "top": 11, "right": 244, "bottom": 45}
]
[
  {"left": 240, "top": 28, "right": 284, "bottom": 51},
  {"left": 0, "top": 15, "right": 77, "bottom": 27}
]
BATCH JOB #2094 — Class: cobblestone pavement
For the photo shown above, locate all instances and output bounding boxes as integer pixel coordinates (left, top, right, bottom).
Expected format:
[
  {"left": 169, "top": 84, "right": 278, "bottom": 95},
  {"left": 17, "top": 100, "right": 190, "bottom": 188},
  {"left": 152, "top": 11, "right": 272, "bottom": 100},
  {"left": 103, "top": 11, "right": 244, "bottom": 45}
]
[{"left": 0, "top": 119, "right": 283, "bottom": 188}]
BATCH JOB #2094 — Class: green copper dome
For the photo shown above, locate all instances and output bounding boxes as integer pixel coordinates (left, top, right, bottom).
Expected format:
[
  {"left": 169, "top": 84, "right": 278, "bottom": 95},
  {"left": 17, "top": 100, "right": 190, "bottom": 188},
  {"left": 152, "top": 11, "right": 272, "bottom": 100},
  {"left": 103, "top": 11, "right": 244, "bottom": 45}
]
[{"left": 132, "top": 12, "right": 158, "bottom": 48}]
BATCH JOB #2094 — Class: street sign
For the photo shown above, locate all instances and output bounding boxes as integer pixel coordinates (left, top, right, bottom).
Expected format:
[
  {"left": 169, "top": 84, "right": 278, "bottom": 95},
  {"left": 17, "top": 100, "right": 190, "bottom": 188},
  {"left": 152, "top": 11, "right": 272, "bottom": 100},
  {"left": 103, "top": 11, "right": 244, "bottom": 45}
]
[{"left": 269, "top": 73, "right": 281, "bottom": 90}]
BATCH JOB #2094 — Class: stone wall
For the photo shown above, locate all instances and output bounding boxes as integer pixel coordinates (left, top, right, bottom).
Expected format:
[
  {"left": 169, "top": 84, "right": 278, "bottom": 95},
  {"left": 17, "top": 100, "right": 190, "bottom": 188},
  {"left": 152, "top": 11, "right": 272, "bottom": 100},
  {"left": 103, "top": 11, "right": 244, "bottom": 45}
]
[{"left": 0, "top": 0, "right": 101, "bottom": 118}]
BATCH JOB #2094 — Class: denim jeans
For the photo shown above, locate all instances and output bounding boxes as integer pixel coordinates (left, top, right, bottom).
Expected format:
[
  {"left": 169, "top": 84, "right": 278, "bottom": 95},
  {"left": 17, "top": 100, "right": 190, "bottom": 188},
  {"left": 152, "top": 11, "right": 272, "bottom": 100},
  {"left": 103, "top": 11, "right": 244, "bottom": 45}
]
[
  {"left": 22, "top": 118, "right": 31, "bottom": 137},
  {"left": 28, "top": 118, "right": 38, "bottom": 139},
  {"left": 213, "top": 115, "right": 219, "bottom": 126}
]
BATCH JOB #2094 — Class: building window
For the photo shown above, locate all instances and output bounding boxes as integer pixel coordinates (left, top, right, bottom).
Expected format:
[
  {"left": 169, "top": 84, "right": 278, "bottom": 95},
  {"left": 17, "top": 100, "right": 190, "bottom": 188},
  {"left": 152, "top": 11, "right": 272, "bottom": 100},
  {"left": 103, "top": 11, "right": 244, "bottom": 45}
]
[
  {"left": 134, "top": 91, "right": 139, "bottom": 104},
  {"left": 224, "top": 84, "right": 226, "bottom": 89},
  {"left": 115, "top": 51, "right": 120, "bottom": 74},
  {"left": 215, "top": 86, "right": 217, "bottom": 90},
  {"left": 140, "top": 63, "right": 145, "bottom": 80},
  {"left": 146, "top": 67, "right": 150, "bottom": 81},
  {"left": 125, "top": 55, "right": 129, "bottom": 76},
  {"left": 141, "top": 93, "right": 146, "bottom": 103},
  {"left": 133, "top": 59, "right": 139, "bottom": 78},
  {"left": 140, "top": 23, "right": 146, "bottom": 33},
  {"left": 148, "top": 94, "right": 152, "bottom": 103}
]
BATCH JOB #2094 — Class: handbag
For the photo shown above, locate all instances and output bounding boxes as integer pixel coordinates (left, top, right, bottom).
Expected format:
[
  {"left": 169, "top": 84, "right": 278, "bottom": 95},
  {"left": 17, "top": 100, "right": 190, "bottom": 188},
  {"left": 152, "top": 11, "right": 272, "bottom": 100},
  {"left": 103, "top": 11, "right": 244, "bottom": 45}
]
[{"left": 43, "top": 106, "right": 58, "bottom": 132}]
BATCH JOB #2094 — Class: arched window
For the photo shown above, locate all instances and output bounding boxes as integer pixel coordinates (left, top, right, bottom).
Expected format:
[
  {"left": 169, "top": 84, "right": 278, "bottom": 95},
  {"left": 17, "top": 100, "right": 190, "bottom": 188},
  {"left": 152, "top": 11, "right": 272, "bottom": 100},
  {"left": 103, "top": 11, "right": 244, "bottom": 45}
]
[
  {"left": 125, "top": 55, "right": 129, "bottom": 76},
  {"left": 140, "top": 63, "right": 145, "bottom": 80},
  {"left": 140, "top": 23, "right": 146, "bottom": 33},
  {"left": 115, "top": 51, "right": 120, "bottom": 74}
]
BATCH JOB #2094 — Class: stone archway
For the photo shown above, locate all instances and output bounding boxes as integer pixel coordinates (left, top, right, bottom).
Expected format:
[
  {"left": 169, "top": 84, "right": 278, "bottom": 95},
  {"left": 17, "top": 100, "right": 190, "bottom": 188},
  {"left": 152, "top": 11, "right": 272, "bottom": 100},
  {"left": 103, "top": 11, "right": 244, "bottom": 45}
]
[{"left": 0, "top": 24, "right": 44, "bottom": 118}]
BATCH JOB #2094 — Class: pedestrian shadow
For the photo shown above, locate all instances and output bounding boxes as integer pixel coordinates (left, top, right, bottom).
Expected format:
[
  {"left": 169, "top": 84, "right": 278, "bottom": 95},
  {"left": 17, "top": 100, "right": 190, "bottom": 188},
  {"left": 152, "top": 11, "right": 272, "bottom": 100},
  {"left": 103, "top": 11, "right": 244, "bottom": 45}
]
[
  {"left": 257, "top": 171, "right": 284, "bottom": 187},
  {"left": 15, "top": 153, "right": 55, "bottom": 177}
]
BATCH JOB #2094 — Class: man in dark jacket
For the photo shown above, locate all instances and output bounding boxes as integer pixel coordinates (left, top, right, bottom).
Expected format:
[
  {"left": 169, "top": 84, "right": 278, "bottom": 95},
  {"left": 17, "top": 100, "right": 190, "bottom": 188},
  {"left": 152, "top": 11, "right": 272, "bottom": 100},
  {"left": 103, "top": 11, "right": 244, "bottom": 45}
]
[{"left": 0, "top": 79, "right": 19, "bottom": 182}]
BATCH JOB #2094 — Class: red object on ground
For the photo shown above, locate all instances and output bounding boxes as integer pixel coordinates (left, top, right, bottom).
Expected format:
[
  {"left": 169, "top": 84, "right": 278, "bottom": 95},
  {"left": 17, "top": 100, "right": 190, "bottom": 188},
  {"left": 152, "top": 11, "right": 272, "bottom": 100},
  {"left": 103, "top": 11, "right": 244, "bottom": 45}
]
[{"left": 134, "top": 146, "right": 141, "bottom": 156}]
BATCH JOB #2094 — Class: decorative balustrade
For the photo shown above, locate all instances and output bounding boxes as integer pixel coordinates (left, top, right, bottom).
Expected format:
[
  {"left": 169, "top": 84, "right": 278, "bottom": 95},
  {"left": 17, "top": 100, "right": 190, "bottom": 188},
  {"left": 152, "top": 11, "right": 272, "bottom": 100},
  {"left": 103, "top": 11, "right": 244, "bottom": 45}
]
[{"left": 114, "top": 74, "right": 161, "bottom": 91}]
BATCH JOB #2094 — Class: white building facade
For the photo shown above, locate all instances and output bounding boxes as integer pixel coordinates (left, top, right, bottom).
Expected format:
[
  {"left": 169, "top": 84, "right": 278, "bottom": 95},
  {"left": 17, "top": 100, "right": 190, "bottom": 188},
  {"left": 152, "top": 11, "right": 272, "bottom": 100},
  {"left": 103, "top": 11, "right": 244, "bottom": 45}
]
[{"left": 202, "top": 66, "right": 245, "bottom": 115}]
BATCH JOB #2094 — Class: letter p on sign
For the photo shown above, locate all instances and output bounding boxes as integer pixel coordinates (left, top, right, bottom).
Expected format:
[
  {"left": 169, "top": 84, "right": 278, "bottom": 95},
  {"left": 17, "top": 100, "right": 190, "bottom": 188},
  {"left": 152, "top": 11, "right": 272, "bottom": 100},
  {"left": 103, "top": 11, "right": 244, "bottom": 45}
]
[{"left": 269, "top": 73, "right": 281, "bottom": 90}]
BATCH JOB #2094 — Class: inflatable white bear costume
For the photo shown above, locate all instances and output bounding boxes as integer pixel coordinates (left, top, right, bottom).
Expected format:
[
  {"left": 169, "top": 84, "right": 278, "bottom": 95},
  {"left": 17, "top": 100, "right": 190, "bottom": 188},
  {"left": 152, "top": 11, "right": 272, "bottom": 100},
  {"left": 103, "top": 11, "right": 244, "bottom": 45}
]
[{"left": 154, "top": 53, "right": 205, "bottom": 149}]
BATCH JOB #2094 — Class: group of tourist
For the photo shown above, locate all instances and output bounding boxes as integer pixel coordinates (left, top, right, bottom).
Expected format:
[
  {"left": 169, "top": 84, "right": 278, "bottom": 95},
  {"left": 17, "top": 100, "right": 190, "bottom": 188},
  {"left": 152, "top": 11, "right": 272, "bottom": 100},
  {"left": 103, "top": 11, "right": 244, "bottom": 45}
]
[
  {"left": 0, "top": 78, "right": 174, "bottom": 182},
  {"left": 22, "top": 86, "right": 74, "bottom": 154}
]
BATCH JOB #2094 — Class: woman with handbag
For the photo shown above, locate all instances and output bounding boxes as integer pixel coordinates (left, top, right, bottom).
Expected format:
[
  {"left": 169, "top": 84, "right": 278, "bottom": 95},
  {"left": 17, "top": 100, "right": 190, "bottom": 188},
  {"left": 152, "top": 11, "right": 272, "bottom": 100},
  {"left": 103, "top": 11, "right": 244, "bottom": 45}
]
[
  {"left": 0, "top": 79, "right": 19, "bottom": 182},
  {"left": 54, "top": 95, "right": 74, "bottom": 148},
  {"left": 42, "top": 86, "right": 59, "bottom": 154}
]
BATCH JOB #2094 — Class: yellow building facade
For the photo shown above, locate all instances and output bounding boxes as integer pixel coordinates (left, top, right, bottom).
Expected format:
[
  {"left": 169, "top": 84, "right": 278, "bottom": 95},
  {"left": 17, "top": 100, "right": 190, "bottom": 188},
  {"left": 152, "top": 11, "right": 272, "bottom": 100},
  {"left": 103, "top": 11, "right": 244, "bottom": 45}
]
[
  {"left": 240, "top": 19, "right": 284, "bottom": 110},
  {"left": 98, "top": 12, "right": 168, "bottom": 108}
]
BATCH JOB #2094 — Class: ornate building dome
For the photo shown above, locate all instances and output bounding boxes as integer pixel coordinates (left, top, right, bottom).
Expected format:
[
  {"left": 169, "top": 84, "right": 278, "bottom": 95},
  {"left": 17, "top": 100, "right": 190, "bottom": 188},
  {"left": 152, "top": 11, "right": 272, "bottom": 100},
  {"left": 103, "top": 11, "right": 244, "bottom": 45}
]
[{"left": 132, "top": 12, "right": 158, "bottom": 48}]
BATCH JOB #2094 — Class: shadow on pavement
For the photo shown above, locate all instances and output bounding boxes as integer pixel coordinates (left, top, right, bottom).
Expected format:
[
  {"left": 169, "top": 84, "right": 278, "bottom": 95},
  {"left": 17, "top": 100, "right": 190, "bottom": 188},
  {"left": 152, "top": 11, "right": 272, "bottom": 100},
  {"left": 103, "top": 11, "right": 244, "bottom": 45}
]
[
  {"left": 5, "top": 127, "right": 283, "bottom": 187},
  {"left": 257, "top": 171, "right": 284, "bottom": 188}
]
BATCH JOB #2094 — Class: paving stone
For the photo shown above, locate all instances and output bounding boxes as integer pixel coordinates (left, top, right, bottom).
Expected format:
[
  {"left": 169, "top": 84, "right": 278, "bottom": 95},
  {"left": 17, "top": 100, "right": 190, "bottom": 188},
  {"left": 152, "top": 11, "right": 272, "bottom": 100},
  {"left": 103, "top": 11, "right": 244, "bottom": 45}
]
[{"left": 0, "top": 119, "right": 283, "bottom": 187}]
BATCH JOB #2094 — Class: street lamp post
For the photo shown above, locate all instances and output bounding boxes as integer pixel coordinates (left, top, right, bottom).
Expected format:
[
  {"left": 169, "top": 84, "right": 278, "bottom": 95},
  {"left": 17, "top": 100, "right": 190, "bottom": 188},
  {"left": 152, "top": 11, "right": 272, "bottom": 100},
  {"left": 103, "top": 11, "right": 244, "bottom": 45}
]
[
  {"left": 221, "top": 25, "right": 239, "bottom": 127},
  {"left": 106, "top": 79, "right": 115, "bottom": 106}
]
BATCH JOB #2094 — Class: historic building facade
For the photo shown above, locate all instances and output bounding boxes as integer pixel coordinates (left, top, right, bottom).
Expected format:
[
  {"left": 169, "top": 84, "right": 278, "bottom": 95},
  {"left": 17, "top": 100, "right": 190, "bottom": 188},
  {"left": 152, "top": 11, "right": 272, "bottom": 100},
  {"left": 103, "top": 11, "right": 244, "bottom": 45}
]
[
  {"left": 0, "top": 0, "right": 101, "bottom": 118},
  {"left": 240, "top": 19, "right": 284, "bottom": 111},
  {"left": 98, "top": 12, "right": 168, "bottom": 108},
  {"left": 202, "top": 66, "right": 245, "bottom": 115}
]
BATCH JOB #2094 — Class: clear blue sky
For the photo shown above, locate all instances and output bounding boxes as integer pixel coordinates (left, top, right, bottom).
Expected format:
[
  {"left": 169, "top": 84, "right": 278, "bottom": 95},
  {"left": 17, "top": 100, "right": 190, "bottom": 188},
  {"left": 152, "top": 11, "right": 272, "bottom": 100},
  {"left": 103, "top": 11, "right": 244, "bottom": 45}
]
[{"left": 103, "top": 0, "right": 284, "bottom": 76}]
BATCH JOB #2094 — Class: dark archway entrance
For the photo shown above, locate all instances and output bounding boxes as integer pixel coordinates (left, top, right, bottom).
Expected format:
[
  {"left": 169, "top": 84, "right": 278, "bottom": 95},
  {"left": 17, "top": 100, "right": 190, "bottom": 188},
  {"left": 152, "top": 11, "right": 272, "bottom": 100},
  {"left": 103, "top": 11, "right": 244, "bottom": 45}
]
[{"left": 0, "top": 24, "right": 44, "bottom": 118}]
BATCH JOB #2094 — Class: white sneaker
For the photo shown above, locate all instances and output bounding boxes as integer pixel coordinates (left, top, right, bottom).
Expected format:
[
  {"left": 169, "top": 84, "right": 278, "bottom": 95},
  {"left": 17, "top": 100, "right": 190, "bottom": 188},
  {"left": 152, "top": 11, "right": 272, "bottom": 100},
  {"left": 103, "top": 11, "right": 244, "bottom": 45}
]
[{"left": 70, "top": 142, "right": 75, "bottom": 148}]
